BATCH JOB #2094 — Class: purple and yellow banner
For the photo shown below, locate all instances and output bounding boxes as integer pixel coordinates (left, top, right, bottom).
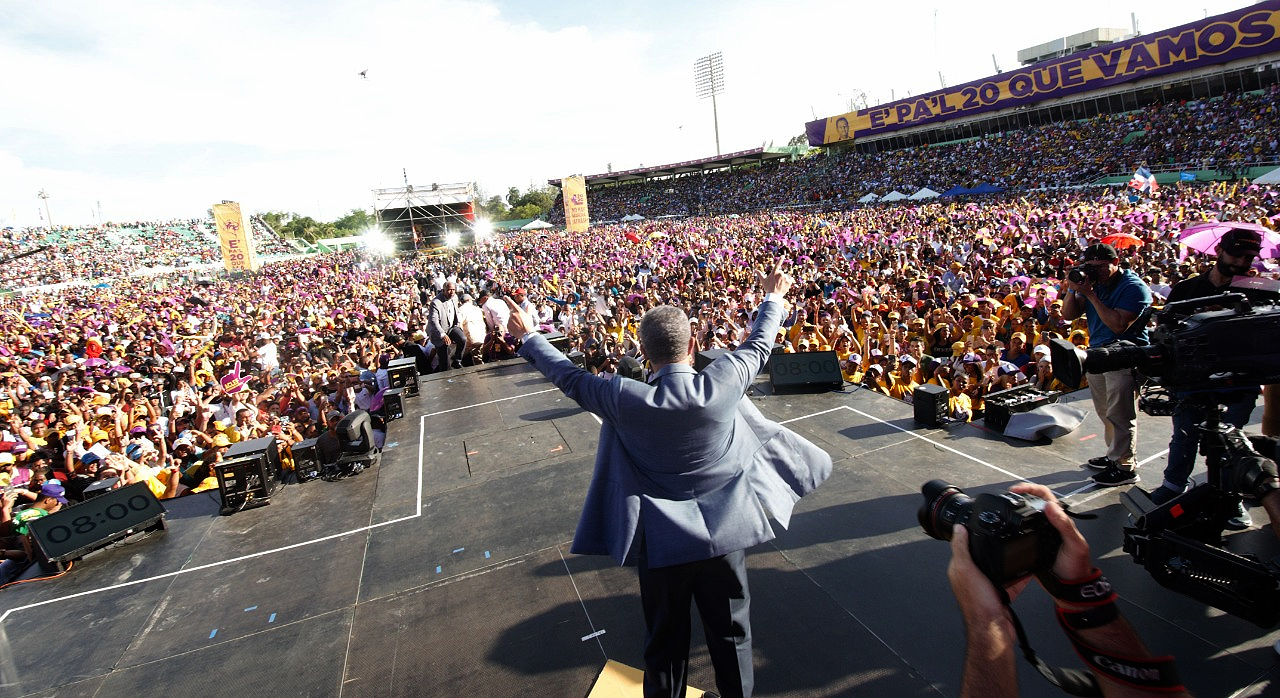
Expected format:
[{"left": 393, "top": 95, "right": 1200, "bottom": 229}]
[
  {"left": 807, "top": 1, "right": 1280, "bottom": 146},
  {"left": 562, "top": 175, "right": 590, "bottom": 233},
  {"left": 212, "top": 202, "right": 259, "bottom": 272}
]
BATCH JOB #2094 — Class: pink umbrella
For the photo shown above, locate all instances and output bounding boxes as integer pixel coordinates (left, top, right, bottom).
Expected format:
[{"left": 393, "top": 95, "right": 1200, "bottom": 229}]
[
  {"left": 1177, "top": 221, "right": 1280, "bottom": 259},
  {"left": 84, "top": 357, "right": 107, "bottom": 367},
  {"left": 1100, "top": 232, "right": 1144, "bottom": 250}
]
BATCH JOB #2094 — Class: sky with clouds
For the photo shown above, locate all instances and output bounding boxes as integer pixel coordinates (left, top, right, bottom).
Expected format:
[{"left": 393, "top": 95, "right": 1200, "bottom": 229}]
[{"left": 0, "top": 0, "right": 1244, "bottom": 227}]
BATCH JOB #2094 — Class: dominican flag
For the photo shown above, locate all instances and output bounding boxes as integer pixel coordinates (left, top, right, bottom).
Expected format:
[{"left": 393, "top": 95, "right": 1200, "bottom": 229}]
[{"left": 1129, "top": 166, "right": 1159, "bottom": 194}]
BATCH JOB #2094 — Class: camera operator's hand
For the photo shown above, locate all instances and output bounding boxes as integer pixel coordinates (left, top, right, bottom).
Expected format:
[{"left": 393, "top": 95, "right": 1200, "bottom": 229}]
[
  {"left": 1062, "top": 272, "right": 1098, "bottom": 303},
  {"left": 1009, "top": 483, "right": 1091, "bottom": 583},
  {"left": 949, "top": 524, "right": 1027, "bottom": 698},
  {"left": 949, "top": 524, "right": 1034, "bottom": 615}
]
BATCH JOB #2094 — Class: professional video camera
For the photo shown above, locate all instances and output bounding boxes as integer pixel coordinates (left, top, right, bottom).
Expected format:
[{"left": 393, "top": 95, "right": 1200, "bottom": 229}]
[
  {"left": 1122, "top": 425, "right": 1280, "bottom": 626},
  {"left": 917, "top": 480, "right": 1061, "bottom": 587},
  {"left": 1049, "top": 291, "right": 1280, "bottom": 626},
  {"left": 1049, "top": 291, "right": 1280, "bottom": 393}
]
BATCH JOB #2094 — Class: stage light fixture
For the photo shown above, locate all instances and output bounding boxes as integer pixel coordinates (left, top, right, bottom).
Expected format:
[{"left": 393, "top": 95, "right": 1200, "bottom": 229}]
[
  {"left": 474, "top": 219, "right": 493, "bottom": 241},
  {"left": 445, "top": 231, "right": 461, "bottom": 247},
  {"left": 363, "top": 228, "right": 395, "bottom": 256}
]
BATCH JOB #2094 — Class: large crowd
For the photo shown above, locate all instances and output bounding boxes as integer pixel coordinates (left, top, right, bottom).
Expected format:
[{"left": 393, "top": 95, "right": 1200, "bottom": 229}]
[
  {"left": 2, "top": 86, "right": 1279, "bottom": 573},
  {"left": 0, "top": 217, "right": 296, "bottom": 289},
  {"left": 548, "top": 88, "right": 1280, "bottom": 223}
]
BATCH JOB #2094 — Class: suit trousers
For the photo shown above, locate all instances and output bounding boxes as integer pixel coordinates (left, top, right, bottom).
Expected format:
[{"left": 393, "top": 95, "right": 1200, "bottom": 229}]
[
  {"left": 431, "top": 327, "right": 466, "bottom": 371},
  {"left": 637, "top": 546, "right": 753, "bottom": 698},
  {"left": 1089, "top": 367, "right": 1139, "bottom": 467}
]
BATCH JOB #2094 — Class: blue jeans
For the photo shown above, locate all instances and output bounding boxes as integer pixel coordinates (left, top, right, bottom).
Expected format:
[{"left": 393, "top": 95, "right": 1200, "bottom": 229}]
[{"left": 1162, "top": 392, "right": 1257, "bottom": 491}]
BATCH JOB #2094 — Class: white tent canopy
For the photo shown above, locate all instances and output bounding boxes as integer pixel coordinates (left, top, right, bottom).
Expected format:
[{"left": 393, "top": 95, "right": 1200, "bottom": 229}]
[
  {"left": 880, "top": 191, "right": 908, "bottom": 202},
  {"left": 619, "top": 214, "right": 646, "bottom": 221},
  {"left": 521, "top": 219, "right": 554, "bottom": 230},
  {"left": 1254, "top": 167, "right": 1280, "bottom": 184},
  {"left": 857, "top": 193, "right": 879, "bottom": 203},
  {"left": 909, "top": 187, "right": 940, "bottom": 200}
]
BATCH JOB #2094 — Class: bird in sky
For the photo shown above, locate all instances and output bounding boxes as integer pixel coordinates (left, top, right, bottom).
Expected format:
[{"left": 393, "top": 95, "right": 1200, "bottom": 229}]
[{"left": 359, "top": 69, "right": 368, "bottom": 79}]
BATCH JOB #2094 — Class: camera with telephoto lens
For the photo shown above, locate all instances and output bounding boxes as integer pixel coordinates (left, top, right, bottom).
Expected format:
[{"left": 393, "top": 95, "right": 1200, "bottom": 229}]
[
  {"left": 919, "top": 480, "right": 1061, "bottom": 587},
  {"left": 1066, "top": 265, "right": 1098, "bottom": 285}
]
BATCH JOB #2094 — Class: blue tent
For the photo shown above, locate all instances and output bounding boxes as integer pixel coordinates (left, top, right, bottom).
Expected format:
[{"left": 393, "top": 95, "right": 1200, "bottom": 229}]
[
  {"left": 969, "top": 182, "right": 1005, "bottom": 194},
  {"left": 940, "top": 186, "right": 972, "bottom": 197}
]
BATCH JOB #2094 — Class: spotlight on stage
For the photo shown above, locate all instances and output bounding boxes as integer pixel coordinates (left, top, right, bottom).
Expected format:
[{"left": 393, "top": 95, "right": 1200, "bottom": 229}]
[
  {"left": 445, "top": 231, "right": 461, "bottom": 247},
  {"left": 324, "top": 410, "right": 379, "bottom": 480},
  {"left": 362, "top": 227, "right": 395, "bottom": 256},
  {"left": 473, "top": 219, "right": 493, "bottom": 242}
]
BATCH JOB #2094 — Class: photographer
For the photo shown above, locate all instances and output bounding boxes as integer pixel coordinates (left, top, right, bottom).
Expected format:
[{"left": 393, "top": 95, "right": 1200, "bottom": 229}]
[
  {"left": 948, "top": 483, "right": 1188, "bottom": 697},
  {"left": 1149, "top": 228, "right": 1263, "bottom": 530},
  {"left": 1061, "top": 243, "right": 1152, "bottom": 488}
]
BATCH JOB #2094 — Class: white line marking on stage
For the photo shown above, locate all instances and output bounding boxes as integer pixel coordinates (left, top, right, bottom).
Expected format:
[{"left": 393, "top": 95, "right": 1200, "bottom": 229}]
[
  {"left": 837, "top": 406, "right": 1064, "bottom": 497},
  {"left": 1058, "top": 449, "right": 1168, "bottom": 503},
  {"left": 0, "top": 387, "right": 562, "bottom": 625}
]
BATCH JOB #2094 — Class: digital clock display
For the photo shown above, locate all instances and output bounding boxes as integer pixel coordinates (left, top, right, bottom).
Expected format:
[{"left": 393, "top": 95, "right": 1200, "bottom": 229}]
[
  {"left": 27, "top": 482, "right": 166, "bottom": 562},
  {"left": 768, "top": 350, "right": 843, "bottom": 389}
]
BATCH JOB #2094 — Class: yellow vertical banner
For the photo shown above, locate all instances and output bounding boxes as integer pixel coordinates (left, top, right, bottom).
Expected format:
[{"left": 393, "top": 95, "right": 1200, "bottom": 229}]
[
  {"left": 562, "top": 175, "right": 590, "bottom": 233},
  {"left": 211, "top": 202, "right": 259, "bottom": 272}
]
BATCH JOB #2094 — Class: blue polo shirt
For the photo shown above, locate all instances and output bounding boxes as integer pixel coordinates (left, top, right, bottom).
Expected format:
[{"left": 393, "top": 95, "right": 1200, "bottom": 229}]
[{"left": 1085, "top": 269, "right": 1151, "bottom": 347}]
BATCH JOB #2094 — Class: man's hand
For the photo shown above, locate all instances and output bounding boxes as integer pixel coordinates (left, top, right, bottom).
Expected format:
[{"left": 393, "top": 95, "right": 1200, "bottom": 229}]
[
  {"left": 949, "top": 524, "right": 1032, "bottom": 621},
  {"left": 504, "top": 297, "right": 535, "bottom": 338},
  {"left": 759, "top": 257, "right": 794, "bottom": 297},
  {"left": 1008, "top": 482, "right": 1091, "bottom": 581}
]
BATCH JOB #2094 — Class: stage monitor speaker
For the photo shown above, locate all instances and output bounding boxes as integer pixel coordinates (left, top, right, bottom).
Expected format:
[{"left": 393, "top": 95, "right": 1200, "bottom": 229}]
[
  {"left": 383, "top": 387, "right": 404, "bottom": 421},
  {"left": 913, "top": 384, "right": 949, "bottom": 427},
  {"left": 567, "top": 350, "right": 586, "bottom": 366},
  {"left": 215, "top": 452, "right": 275, "bottom": 515},
  {"left": 768, "top": 351, "right": 843, "bottom": 393},
  {"left": 27, "top": 481, "right": 167, "bottom": 573},
  {"left": 694, "top": 348, "right": 730, "bottom": 372},
  {"left": 541, "top": 331, "right": 571, "bottom": 353},
  {"left": 82, "top": 476, "right": 121, "bottom": 500},
  {"left": 388, "top": 357, "right": 419, "bottom": 397},
  {"left": 226, "top": 435, "right": 281, "bottom": 485},
  {"left": 291, "top": 437, "right": 322, "bottom": 482}
]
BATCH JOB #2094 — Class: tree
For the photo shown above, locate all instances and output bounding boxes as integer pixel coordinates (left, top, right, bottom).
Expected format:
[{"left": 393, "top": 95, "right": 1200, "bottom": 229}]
[
  {"left": 477, "top": 195, "right": 509, "bottom": 221},
  {"left": 258, "top": 210, "right": 293, "bottom": 234},
  {"left": 333, "top": 208, "right": 375, "bottom": 235},
  {"left": 787, "top": 133, "right": 809, "bottom": 147}
]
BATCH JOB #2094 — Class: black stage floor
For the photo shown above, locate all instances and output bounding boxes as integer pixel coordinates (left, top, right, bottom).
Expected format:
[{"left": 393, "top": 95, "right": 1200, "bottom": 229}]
[{"left": 3, "top": 359, "right": 1279, "bottom": 697}]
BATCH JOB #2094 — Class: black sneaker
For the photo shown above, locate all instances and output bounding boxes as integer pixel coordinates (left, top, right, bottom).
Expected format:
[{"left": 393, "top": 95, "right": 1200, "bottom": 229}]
[
  {"left": 1092, "top": 466, "right": 1139, "bottom": 487},
  {"left": 1086, "top": 456, "right": 1116, "bottom": 471}
]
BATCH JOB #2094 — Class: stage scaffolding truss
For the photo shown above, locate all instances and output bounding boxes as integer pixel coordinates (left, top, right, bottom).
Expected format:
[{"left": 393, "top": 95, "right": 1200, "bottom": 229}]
[{"left": 373, "top": 182, "right": 476, "bottom": 252}]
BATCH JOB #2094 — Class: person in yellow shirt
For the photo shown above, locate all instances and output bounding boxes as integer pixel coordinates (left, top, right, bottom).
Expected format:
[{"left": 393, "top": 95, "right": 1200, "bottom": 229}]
[
  {"left": 832, "top": 333, "right": 856, "bottom": 362},
  {"left": 842, "top": 353, "right": 864, "bottom": 384},
  {"left": 861, "top": 364, "right": 894, "bottom": 397},
  {"left": 853, "top": 310, "right": 885, "bottom": 347},
  {"left": 947, "top": 372, "right": 974, "bottom": 421},
  {"left": 897, "top": 355, "right": 922, "bottom": 392}
]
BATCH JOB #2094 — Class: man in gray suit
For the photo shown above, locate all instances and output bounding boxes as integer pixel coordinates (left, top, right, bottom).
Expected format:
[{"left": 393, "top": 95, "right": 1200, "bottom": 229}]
[
  {"left": 506, "top": 259, "right": 831, "bottom": 698},
  {"left": 427, "top": 281, "right": 466, "bottom": 371}
]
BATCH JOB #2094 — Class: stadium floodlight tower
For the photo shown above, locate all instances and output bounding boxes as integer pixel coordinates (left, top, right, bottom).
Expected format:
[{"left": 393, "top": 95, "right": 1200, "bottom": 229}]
[
  {"left": 37, "top": 189, "right": 53, "bottom": 228},
  {"left": 694, "top": 51, "right": 725, "bottom": 156}
]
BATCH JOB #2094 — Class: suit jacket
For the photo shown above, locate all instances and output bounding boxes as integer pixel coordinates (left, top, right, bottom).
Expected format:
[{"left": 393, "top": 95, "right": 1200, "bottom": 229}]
[
  {"left": 426, "top": 295, "right": 459, "bottom": 344},
  {"left": 518, "top": 298, "right": 832, "bottom": 568}
]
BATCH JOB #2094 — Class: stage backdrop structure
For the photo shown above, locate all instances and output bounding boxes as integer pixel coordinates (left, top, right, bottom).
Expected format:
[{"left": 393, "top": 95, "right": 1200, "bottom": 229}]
[
  {"left": 211, "top": 201, "right": 260, "bottom": 272},
  {"left": 373, "top": 182, "right": 477, "bottom": 253}
]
